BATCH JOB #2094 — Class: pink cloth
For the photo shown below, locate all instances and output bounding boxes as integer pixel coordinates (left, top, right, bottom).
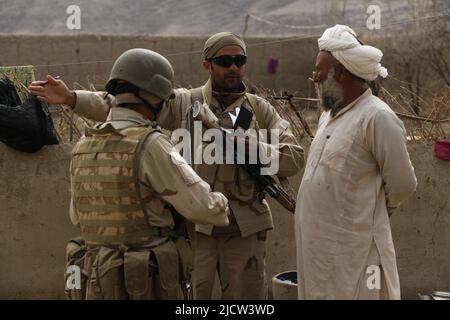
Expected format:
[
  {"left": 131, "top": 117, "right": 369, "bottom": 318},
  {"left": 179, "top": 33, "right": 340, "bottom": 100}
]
[{"left": 435, "top": 140, "right": 450, "bottom": 160}]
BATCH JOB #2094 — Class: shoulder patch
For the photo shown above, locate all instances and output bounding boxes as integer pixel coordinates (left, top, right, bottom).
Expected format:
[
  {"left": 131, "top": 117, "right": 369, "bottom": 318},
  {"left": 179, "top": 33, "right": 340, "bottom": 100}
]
[
  {"left": 170, "top": 150, "right": 187, "bottom": 166},
  {"left": 170, "top": 151, "right": 202, "bottom": 185}
]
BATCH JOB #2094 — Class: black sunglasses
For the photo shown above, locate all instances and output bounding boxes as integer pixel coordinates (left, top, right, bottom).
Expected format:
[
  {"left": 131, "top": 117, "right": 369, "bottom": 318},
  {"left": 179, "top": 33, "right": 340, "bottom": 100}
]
[{"left": 208, "top": 55, "right": 247, "bottom": 68}]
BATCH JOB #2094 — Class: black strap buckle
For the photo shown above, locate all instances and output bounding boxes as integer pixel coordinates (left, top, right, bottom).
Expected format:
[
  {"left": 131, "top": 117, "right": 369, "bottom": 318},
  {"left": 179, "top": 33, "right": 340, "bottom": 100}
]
[{"left": 257, "top": 191, "right": 267, "bottom": 203}]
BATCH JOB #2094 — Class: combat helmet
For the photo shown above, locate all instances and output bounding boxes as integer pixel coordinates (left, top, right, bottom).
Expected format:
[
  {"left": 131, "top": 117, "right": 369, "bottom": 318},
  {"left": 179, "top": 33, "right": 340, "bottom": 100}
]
[{"left": 105, "top": 48, "right": 175, "bottom": 101}]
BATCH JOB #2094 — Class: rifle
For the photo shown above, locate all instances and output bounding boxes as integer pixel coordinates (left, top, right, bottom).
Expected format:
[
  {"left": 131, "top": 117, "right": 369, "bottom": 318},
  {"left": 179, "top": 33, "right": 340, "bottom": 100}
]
[
  {"left": 240, "top": 163, "right": 296, "bottom": 213},
  {"left": 189, "top": 102, "right": 296, "bottom": 213}
]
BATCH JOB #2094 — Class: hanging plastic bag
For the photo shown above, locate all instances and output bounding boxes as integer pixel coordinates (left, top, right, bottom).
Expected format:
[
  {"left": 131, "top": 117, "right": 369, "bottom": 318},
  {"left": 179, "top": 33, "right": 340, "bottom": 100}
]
[{"left": 0, "top": 78, "right": 58, "bottom": 153}]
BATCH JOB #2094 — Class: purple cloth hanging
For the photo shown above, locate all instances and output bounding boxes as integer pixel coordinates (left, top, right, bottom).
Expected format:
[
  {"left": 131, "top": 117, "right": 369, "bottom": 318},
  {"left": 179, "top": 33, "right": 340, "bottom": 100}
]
[{"left": 267, "top": 56, "right": 279, "bottom": 75}]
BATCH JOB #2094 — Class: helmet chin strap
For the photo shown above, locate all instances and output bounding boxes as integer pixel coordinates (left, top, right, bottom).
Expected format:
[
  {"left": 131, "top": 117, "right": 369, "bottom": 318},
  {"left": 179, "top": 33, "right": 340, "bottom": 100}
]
[
  {"left": 133, "top": 91, "right": 163, "bottom": 120},
  {"left": 113, "top": 82, "right": 164, "bottom": 120}
]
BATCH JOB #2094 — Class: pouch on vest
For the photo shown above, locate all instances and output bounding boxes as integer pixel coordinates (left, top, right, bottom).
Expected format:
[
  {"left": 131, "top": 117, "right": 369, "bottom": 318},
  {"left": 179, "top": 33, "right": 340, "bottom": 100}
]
[
  {"left": 229, "top": 198, "right": 270, "bottom": 228},
  {"left": 124, "top": 251, "right": 151, "bottom": 299},
  {"left": 64, "top": 237, "right": 87, "bottom": 300},
  {"left": 151, "top": 240, "right": 180, "bottom": 297},
  {"left": 86, "top": 247, "right": 126, "bottom": 300}
]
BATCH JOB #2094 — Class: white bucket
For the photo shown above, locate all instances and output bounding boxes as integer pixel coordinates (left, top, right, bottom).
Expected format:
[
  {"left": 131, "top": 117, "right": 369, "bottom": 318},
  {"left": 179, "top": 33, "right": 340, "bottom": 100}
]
[{"left": 272, "top": 270, "right": 298, "bottom": 300}]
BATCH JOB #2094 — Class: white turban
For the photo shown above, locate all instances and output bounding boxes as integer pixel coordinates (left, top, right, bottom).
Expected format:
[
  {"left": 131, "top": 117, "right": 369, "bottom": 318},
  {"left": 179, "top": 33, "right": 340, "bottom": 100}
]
[{"left": 318, "top": 24, "right": 388, "bottom": 81}]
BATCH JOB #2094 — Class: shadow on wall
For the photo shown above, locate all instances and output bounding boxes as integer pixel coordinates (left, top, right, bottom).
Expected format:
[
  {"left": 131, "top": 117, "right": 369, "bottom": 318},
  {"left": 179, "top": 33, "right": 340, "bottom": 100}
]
[{"left": 0, "top": 143, "right": 78, "bottom": 299}]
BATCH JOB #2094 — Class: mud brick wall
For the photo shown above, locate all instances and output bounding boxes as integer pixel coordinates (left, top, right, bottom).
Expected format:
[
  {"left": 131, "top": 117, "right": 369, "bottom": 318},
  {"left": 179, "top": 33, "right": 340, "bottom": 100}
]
[{"left": 0, "top": 142, "right": 448, "bottom": 299}]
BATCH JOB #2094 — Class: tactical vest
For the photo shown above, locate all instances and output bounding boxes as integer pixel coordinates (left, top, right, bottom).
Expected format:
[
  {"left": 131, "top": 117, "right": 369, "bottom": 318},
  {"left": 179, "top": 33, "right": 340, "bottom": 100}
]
[
  {"left": 71, "top": 123, "right": 164, "bottom": 246},
  {"left": 189, "top": 87, "right": 274, "bottom": 237}
]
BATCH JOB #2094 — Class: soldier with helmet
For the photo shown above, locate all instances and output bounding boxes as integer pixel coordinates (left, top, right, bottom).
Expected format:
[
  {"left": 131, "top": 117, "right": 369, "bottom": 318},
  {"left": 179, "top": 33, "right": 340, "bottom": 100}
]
[
  {"left": 30, "top": 33, "right": 304, "bottom": 300},
  {"left": 35, "top": 48, "right": 230, "bottom": 300}
]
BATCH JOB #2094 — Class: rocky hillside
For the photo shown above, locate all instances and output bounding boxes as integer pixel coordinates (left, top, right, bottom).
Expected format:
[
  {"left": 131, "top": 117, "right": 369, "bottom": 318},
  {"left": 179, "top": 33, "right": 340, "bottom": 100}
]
[{"left": 0, "top": 0, "right": 447, "bottom": 36}]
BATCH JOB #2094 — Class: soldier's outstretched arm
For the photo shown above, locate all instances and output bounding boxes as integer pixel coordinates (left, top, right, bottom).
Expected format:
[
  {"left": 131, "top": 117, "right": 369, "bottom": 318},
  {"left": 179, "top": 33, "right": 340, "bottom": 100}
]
[
  {"left": 140, "top": 133, "right": 229, "bottom": 226},
  {"left": 29, "top": 75, "right": 111, "bottom": 122}
]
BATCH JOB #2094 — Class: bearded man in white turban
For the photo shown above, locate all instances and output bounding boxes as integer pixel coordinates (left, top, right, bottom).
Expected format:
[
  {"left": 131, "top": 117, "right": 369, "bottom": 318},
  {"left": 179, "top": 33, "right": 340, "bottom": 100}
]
[{"left": 294, "top": 25, "right": 418, "bottom": 299}]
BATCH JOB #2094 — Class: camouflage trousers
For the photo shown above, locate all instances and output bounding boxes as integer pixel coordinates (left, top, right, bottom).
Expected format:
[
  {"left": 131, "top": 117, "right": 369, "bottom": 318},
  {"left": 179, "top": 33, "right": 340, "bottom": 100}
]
[{"left": 193, "top": 231, "right": 268, "bottom": 300}]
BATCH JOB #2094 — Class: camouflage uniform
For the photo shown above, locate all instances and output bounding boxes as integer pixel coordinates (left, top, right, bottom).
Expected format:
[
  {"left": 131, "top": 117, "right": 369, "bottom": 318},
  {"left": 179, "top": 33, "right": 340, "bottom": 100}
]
[
  {"left": 71, "top": 78, "right": 303, "bottom": 299},
  {"left": 67, "top": 104, "right": 229, "bottom": 300},
  {"left": 67, "top": 30, "right": 303, "bottom": 302}
]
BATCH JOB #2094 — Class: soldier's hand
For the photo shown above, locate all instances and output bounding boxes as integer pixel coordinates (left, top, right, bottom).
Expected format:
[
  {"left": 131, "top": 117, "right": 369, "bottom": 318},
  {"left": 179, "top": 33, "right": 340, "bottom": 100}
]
[{"left": 28, "top": 75, "right": 76, "bottom": 108}]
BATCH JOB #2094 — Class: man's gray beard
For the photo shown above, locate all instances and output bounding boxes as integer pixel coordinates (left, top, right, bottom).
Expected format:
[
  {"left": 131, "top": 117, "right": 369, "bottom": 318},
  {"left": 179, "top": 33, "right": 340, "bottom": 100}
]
[{"left": 319, "top": 72, "right": 343, "bottom": 111}]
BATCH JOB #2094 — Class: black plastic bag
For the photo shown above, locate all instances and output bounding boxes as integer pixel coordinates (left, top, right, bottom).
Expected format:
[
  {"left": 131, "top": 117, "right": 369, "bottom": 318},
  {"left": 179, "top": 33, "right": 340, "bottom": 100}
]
[{"left": 0, "top": 79, "right": 59, "bottom": 153}]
